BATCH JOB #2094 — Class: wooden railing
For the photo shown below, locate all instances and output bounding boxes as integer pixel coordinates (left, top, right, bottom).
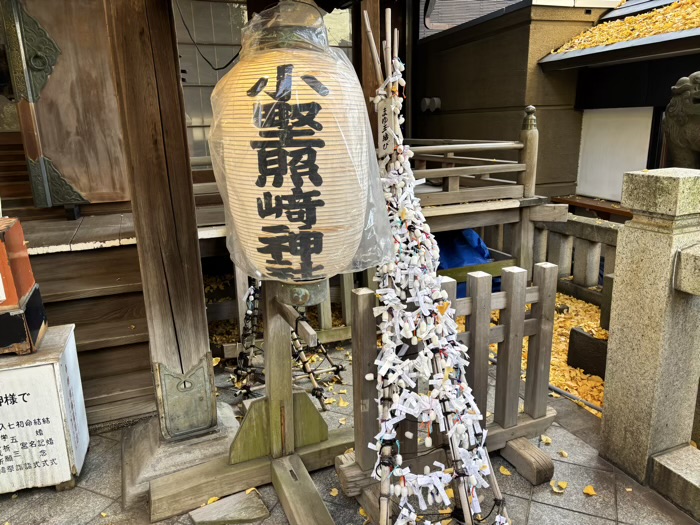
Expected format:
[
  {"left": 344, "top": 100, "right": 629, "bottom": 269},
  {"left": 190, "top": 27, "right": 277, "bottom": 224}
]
[
  {"left": 533, "top": 213, "right": 622, "bottom": 327},
  {"left": 348, "top": 262, "right": 559, "bottom": 476}
]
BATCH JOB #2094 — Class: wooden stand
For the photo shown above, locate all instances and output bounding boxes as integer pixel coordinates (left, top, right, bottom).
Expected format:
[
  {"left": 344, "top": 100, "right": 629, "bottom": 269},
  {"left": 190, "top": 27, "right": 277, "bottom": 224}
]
[{"left": 148, "top": 280, "right": 353, "bottom": 523}]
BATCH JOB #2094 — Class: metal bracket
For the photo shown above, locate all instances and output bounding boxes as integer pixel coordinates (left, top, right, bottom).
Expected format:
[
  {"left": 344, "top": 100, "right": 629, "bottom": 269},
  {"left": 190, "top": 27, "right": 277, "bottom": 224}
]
[
  {"left": 27, "top": 156, "right": 86, "bottom": 207},
  {"left": 276, "top": 280, "right": 330, "bottom": 307},
  {"left": 0, "top": 0, "right": 60, "bottom": 102},
  {"left": 154, "top": 354, "right": 217, "bottom": 441}
]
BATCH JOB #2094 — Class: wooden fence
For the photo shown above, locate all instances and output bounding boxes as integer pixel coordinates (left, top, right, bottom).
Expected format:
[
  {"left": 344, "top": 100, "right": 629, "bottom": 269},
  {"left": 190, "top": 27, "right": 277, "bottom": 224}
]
[
  {"left": 533, "top": 213, "right": 622, "bottom": 328},
  {"left": 345, "top": 262, "right": 559, "bottom": 482}
]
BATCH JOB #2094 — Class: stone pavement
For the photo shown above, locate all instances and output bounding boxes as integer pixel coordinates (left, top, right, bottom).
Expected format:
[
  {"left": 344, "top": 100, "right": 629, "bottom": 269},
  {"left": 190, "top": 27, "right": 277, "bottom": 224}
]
[{"left": 0, "top": 352, "right": 697, "bottom": 525}]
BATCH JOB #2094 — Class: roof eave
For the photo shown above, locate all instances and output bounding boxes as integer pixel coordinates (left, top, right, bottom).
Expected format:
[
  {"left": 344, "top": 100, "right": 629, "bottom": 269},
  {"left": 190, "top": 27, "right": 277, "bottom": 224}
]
[{"left": 539, "top": 27, "right": 700, "bottom": 71}]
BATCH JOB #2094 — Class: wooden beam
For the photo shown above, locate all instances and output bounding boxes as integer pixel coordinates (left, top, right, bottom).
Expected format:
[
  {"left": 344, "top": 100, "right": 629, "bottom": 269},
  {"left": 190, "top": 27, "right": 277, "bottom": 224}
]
[
  {"left": 272, "top": 455, "right": 334, "bottom": 525},
  {"left": 150, "top": 428, "right": 354, "bottom": 522},
  {"left": 413, "top": 163, "right": 526, "bottom": 179},
  {"left": 418, "top": 185, "right": 524, "bottom": 207},
  {"left": 106, "top": 0, "right": 215, "bottom": 439}
]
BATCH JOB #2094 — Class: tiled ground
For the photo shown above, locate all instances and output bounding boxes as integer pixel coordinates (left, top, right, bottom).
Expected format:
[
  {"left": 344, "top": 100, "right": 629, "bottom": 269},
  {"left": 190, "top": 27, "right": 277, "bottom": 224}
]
[{"left": 0, "top": 352, "right": 697, "bottom": 525}]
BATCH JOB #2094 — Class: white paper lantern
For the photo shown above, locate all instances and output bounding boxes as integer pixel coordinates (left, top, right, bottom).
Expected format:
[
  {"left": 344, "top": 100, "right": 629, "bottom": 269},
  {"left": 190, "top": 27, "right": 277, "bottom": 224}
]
[{"left": 210, "top": 2, "right": 372, "bottom": 283}]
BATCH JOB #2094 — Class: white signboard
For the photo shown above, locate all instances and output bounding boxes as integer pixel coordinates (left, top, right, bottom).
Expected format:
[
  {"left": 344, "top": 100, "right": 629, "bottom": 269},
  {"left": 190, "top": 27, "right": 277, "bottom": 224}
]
[
  {"left": 0, "top": 325, "right": 88, "bottom": 493},
  {"left": 577, "top": 107, "right": 653, "bottom": 202}
]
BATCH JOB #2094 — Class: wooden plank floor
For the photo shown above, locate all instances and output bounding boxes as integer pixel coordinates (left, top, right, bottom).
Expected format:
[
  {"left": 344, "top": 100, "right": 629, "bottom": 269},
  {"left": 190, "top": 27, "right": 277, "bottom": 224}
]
[{"left": 22, "top": 206, "right": 226, "bottom": 255}]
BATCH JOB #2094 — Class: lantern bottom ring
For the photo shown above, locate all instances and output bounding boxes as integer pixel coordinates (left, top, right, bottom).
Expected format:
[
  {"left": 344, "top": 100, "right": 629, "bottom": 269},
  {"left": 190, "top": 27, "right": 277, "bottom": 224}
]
[{"left": 275, "top": 280, "right": 330, "bottom": 307}]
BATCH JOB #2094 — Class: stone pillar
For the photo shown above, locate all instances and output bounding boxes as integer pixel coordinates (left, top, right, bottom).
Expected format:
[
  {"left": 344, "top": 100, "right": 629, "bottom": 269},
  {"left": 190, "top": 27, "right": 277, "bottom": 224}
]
[{"left": 601, "top": 168, "right": 700, "bottom": 483}]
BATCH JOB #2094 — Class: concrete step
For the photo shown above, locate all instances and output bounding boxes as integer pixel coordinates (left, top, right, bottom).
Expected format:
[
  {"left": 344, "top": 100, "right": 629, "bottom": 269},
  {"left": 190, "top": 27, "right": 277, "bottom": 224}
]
[{"left": 651, "top": 445, "right": 700, "bottom": 521}]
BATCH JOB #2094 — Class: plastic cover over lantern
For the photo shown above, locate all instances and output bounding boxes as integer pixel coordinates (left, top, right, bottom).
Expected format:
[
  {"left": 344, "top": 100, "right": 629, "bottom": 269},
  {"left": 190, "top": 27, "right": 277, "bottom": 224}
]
[{"left": 209, "top": 0, "right": 391, "bottom": 283}]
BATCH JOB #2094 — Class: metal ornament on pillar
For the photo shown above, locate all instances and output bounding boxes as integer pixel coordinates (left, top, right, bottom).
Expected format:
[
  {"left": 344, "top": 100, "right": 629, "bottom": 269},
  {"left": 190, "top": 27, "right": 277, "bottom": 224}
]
[{"left": 210, "top": 0, "right": 374, "bottom": 284}]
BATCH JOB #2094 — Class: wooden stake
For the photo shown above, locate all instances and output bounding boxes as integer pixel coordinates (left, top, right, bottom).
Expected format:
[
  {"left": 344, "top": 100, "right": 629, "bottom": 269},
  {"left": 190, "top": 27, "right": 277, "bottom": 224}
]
[{"left": 363, "top": 10, "right": 383, "bottom": 89}]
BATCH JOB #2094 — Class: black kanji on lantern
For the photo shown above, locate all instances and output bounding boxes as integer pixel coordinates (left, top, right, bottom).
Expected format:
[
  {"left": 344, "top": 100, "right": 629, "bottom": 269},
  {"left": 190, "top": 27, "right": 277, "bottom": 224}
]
[{"left": 248, "top": 64, "right": 330, "bottom": 280}]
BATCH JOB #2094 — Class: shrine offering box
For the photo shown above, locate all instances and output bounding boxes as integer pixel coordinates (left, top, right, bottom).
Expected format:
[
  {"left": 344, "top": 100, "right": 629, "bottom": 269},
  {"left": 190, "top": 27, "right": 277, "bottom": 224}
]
[
  {"left": 0, "top": 324, "right": 89, "bottom": 493},
  {"left": 0, "top": 218, "right": 47, "bottom": 355},
  {"left": 0, "top": 218, "right": 35, "bottom": 311}
]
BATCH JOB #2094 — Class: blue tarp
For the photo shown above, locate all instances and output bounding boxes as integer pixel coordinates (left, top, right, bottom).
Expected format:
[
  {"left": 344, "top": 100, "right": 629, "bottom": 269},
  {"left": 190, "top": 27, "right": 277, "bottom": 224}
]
[{"left": 435, "top": 229, "right": 492, "bottom": 298}]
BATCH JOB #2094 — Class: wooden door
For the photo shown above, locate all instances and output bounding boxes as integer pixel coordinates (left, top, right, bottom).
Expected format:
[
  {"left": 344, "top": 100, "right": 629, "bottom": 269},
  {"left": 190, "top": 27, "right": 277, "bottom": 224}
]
[{"left": 1, "top": 0, "right": 130, "bottom": 207}]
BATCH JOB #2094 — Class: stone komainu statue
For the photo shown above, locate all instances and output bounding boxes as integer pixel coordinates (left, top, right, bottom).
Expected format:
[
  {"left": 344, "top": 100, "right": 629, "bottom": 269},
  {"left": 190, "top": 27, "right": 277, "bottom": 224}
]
[{"left": 663, "top": 71, "right": 700, "bottom": 169}]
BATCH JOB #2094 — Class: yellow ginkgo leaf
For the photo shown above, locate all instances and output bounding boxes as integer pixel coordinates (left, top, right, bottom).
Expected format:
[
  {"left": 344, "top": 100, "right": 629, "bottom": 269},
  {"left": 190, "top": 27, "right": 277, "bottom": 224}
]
[
  {"left": 445, "top": 488, "right": 454, "bottom": 499},
  {"left": 558, "top": 481, "right": 569, "bottom": 490},
  {"left": 550, "top": 480, "right": 565, "bottom": 494},
  {"left": 339, "top": 389, "right": 348, "bottom": 395},
  {"left": 439, "top": 508, "right": 452, "bottom": 514},
  {"left": 359, "top": 508, "right": 368, "bottom": 517},
  {"left": 344, "top": 447, "right": 354, "bottom": 454},
  {"left": 330, "top": 488, "right": 339, "bottom": 497},
  {"left": 212, "top": 357, "right": 221, "bottom": 367},
  {"left": 559, "top": 450, "right": 569, "bottom": 458},
  {"left": 246, "top": 487, "right": 260, "bottom": 496},
  {"left": 339, "top": 417, "right": 347, "bottom": 426},
  {"left": 324, "top": 398, "right": 337, "bottom": 405},
  {"left": 540, "top": 435, "right": 552, "bottom": 445},
  {"left": 206, "top": 496, "right": 220, "bottom": 505},
  {"left": 625, "top": 488, "right": 633, "bottom": 492},
  {"left": 100, "top": 513, "right": 108, "bottom": 518},
  {"left": 338, "top": 396, "right": 350, "bottom": 408},
  {"left": 583, "top": 485, "right": 598, "bottom": 496},
  {"left": 499, "top": 466, "right": 512, "bottom": 476}
]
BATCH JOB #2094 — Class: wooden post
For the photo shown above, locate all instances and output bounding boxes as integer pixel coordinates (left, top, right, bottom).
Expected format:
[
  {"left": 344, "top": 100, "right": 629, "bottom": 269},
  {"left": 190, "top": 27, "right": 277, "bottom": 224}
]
[
  {"left": 524, "top": 263, "right": 557, "bottom": 419},
  {"left": 340, "top": 273, "right": 354, "bottom": 326},
  {"left": 264, "top": 281, "right": 294, "bottom": 458},
  {"left": 533, "top": 228, "right": 548, "bottom": 264},
  {"left": 518, "top": 106, "right": 538, "bottom": 199},
  {"left": 573, "top": 238, "right": 602, "bottom": 288},
  {"left": 495, "top": 267, "right": 527, "bottom": 429},
  {"left": 319, "top": 281, "right": 333, "bottom": 331},
  {"left": 235, "top": 266, "right": 249, "bottom": 342},
  {"left": 512, "top": 107, "right": 538, "bottom": 278},
  {"left": 466, "top": 271, "right": 491, "bottom": 415},
  {"left": 361, "top": 0, "right": 381, "bottom": 139},
  {"left": 433, "top": 276, "right": 457, "bottom": 448},
  {"left": 352, "top": 288, "right": 379, "bottom": 472},
  {"left": 547, "top": 232, "right": 573, "bottom": 277},
  {"left": 106, "top": 0, "right": 215, "bottom": 439}
]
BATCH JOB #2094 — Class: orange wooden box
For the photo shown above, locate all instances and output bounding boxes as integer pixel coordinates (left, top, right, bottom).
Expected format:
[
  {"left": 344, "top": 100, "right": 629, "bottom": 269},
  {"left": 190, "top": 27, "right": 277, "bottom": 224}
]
[{"left": 0, "top": 218, "right": 36, "bottom": 312}]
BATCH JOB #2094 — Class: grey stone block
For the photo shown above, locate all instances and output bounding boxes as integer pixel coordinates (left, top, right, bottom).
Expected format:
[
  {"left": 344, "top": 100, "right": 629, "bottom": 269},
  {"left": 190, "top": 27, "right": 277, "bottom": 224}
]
[
  {"left": 622, "top": 168, "right": 700, "bottom": 217},
  {"left": 189, "top": 490, "right": 270, "bottom": 524},
  {"left": 651, "top": 445, "right": 700, "bottom": 520},
  {"left": 616, "top": 467, "right": 699, "bottom": 525}
]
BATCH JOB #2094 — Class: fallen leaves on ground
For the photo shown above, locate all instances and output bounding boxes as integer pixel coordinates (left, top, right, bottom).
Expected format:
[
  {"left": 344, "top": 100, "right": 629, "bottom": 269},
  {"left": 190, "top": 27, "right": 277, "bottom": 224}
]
[
  {"left": 339, "top": 417, "right": 347, "bottom": 425},
  {"left": 212, "top": 357, "right": 221, "bottom": 367},
  {"left": 554, "top": 0, "right": 700, "bottom": 54},
  {"left": 541, "top": 435, "right": 552, "bottom": 445},
  {"left": 458, "top": 293, "right": 606, "bottom": 416},
  {"left": 330, "top": 488, "right": 339, "bottom": 497},
  {"left": 499, "top": 465, "right": 512, "bottom": 476},
  {"left": 583, "top": 485, "right": 598, "bottom": 496},
  {"left": 551, "top": 480, "right": 568, "bottom": 494},
  {"left": 338, "top": 396, "right": 350, "bottom": 408},
  {"left": 202, "top": 496, "right": 219, "bottom": 506},
  {"left": 559, "top": 450, "right": 569, "bottom": 458}
]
